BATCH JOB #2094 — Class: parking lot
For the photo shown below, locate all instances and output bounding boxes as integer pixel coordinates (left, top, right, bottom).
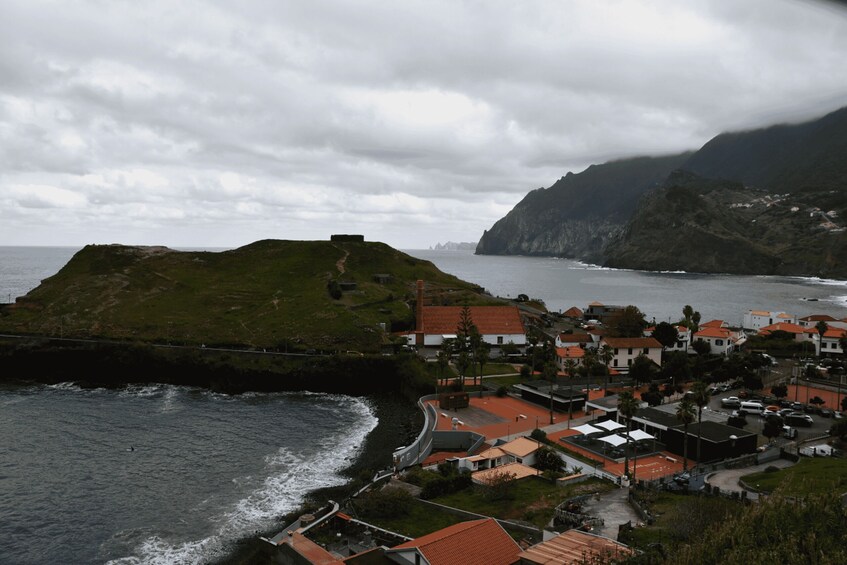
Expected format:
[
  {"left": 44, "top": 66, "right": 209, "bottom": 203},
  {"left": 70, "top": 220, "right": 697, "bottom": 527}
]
[{"left": 706, "top": 381, "right": 839, "bottom": 446}]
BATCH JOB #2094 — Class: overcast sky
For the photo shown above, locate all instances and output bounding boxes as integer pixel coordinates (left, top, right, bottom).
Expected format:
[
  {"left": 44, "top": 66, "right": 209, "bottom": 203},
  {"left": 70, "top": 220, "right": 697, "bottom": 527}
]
[{"left": 2, "top": 0, "right": 847, "bottom": 250}]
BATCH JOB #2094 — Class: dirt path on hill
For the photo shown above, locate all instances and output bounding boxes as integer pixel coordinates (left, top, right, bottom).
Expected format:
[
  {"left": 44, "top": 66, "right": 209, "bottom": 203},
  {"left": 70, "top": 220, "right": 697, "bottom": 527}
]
[{"left": 333, "top": 246, "right": 350, "bottom": 274}]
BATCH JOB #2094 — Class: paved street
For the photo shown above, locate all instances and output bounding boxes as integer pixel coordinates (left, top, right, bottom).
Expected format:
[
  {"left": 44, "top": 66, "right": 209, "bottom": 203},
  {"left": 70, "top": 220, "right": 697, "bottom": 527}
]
[
  {"left": 704, "top": 458, "right": 795, "bottom": 500},
  {"left": 579, "top": 487, "right": 641, "bottom": 538}
]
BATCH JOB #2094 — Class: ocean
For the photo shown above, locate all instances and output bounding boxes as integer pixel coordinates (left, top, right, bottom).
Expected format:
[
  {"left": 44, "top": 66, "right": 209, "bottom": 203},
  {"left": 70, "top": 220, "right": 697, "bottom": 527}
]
[{"left": 2, "top": 245, "right": 846, "bottom": 563}]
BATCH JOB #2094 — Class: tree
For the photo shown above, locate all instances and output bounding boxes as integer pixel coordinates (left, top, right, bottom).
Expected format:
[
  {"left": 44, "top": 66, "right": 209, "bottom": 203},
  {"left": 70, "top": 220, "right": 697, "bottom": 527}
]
[
  {"left": 629, "top": 354, "right": 657, "bottom": 385},
  {"left": 481, "top": 468, "right": 517, "bottom": 500},
  {"left": 563, "top": 358, "right": 577, "bottom": 377},
  {"left": 809, "top": 395, "right": 826, "bottom": 408},
  {"left": 475, "top": 340, "right": 489, "bottom": 393},
  {"left": 542, "top": 361, "right": 559, "bottom": 424},
  {"left": 771, "top": 384, "right": 788, "bottom": 400},
  {"left": 468, "top": 326, "right": 482, "bottom": 387},
  {"left": 652, "top": 321, "right": 679, "bottom": 351},
  {"left": 676, "top": 397, "right": 696, "bottom": 471},
  {"left": 598, "top": 344, "right": 615, "bottom": 394},
  {"left": 816, "top": 321, "right": 829, "bottom": 356},
  {"left": 689, "top": 381, "right": 710, "bottom": 463},
  {"left": 610, "top": 305, "right": 647, "bottom": 337},
  {"left": 762, "top": 414, "right": 783, "bottom": 444},
  {"left": 455, "top": 350, "right": 470, "bottom": 391},
  {"left": 436, "top": 341, "right": 452, "bottom": 387},
  {"left": 618, "top": 391, "right": 640, "bottom": 480},
  {"left": 842, "top": 395, "right": 847, "bottom": 413},
  {"left": 691, "top": 339, "right": 711, "bottom": 356},
  {"left": 641, "top": 383, "right": 663, "bottom": 407},
  {"left": 534, "top": 446, "right": 565, "bottom": 473},
  {"left": 520, "top": 364, "right": 531, "bottom": 379},
  {"left": 662, "top": 351, "right": 692, "bottom": 386}
]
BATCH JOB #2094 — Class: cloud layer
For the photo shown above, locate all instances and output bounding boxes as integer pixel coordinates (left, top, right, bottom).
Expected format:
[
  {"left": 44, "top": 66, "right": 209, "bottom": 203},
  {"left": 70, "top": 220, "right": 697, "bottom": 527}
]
[{"left": 2, "top": 0, "right": 847, "bottom": 248}]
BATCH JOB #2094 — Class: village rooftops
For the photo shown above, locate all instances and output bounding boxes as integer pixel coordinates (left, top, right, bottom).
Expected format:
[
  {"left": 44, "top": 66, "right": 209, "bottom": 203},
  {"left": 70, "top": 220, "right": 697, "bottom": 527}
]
[
  {"left": 695, "top": 326, "right": 738, "bottom": 339},
  {"left": 758, "top": 322, "right": 816, "bottom": 335},
  {"left": 472, "top": 462, "right": 539, "bottom": 484},
  {"left": 700, "top": 319, "right": 728, "bottom": 328},
  {"left": 498, "top": 436, "right": 542, "bottom": 458},
  {"left": 557, "top": 332, "right": 592, "bottom": 343},
  {"left": 799, "top": 314, "right": 838, "bottom": 322},
  {"left": 556, "top": 346, "right": 585, "bottom": 359}
]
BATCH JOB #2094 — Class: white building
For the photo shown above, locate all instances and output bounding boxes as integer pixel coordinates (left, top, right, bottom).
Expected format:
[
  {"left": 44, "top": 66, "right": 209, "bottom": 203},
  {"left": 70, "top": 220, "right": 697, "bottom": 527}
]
[
  {"left": 599, "top": 337, "right": 662, "bottom": 373},
  {"left": 743, "top": 310, "right": 796, "bottom": 331}
]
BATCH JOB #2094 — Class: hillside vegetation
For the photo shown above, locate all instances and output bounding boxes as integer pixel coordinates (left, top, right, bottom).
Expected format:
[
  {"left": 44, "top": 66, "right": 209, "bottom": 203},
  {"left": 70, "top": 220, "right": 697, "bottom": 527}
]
[
  {"left": 0, "top": 239, "right": 492, "bottom": 351},
  {"left": 477, "top": 106, "right": 847, "bottom": 277}
]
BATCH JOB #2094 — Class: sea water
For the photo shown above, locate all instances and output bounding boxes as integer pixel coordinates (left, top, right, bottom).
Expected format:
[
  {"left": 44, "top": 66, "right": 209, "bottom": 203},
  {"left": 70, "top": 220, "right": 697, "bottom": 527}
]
[
  {"left": 0, "top": 383, "right": 376, "bottom": 564},
  {"left": 405, "top": 249, "right": 847, "bottom": 325}
]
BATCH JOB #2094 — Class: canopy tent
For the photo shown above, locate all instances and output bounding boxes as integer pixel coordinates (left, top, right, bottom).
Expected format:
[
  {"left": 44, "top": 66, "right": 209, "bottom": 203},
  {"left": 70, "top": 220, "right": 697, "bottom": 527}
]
[
  {"left": 627, "top": 429, "right": 655, "bottom": 442},
  {"left": 596, "top": 434, "right": 627, "bottom": 447},
  {"left": 596, "top": 420, "right": 625, "bottom": 432},
  {"left": 572, "top": 424, "right": 604, "bottom": 436}
]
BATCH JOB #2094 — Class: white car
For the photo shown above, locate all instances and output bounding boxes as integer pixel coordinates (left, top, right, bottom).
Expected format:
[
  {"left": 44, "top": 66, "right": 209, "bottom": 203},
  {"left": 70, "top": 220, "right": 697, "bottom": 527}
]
[{"left": 721, "top": 396, "right": 741, "bottom": 408}]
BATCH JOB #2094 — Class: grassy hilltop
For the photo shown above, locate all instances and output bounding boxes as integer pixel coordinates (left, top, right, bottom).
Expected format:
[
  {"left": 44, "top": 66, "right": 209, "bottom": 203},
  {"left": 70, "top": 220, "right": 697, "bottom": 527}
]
[{"left": 0, "top": 239, "right": 492, "bottom": 351}]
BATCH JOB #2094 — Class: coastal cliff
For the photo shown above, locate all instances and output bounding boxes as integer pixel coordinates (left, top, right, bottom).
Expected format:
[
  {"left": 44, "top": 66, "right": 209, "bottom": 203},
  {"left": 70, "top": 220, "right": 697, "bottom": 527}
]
[{"left": 477, "top": 106, "right": 847, "bottom": 277}]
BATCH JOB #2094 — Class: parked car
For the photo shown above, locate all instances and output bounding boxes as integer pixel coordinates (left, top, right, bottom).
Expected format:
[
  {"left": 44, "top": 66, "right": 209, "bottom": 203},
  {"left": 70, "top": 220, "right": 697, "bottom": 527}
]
[
  {"left": 779, "top": 399, "right": 793, "bottom": 408},
  {"left": 783, "top": 425, "right": 798, "bottom": 439},
  {"left": 820, "top": 408, "right": 834, "bottom": 418},
  {"left": 674, "top": 472, "right": 691, "bottom": 485},
  {"left": 786, "top": 413, "right": 814, "bottom": 427},
  {"left": 791, "top": 402, "right": 803, "bottom": 411},
  {"left": 721, "top": 396, "right": 742, "bottom": 408},
  {"left": 719, "top": 383, "right": 731, "bottom": 392},
  {"left": 762, "top": 406, "right": 781, "bottom": 417},
  {"left": 778, "top": 408, "right": 794, "bottom": 418}
]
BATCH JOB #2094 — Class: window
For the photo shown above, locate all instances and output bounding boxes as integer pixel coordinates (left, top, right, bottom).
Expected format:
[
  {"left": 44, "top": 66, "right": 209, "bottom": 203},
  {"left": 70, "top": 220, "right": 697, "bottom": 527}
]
[
  {"left": 614, "top": 348, "right": 619, "bottom": 354},
  {"left": 497, "top": 336, "right": 504, "bottom": 345},
  {"left": 628, "top": 358, "right": 633, "bottom": 366},
  {"left": 716, "top": 339, "right": 723, "bottom": 346},
  {"left": 613, "top": 359, "right": 618, "bottom": 367},
  {"left": 628, "top": 348, "right": 633, "bottom": 355},
  {"left": 643, "top": 348, "right": 649, "bottom": 354}
]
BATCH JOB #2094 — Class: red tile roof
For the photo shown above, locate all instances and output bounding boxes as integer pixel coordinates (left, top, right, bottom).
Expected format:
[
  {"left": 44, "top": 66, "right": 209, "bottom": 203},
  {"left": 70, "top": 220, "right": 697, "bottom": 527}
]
[
  {"left": 562, "top": 306, "right": 584, "bottom": 318},
  {"left": 601, "top": 337, "right": 662, "bottom": 349},
  {"left": 824, "top": 328, "right": 847, "bottom": 338},
  {"left": 558, "top": 333, "right": 592, "bottom": 344},
  {"left": 556, "top": 346, "right": 585, "bottom": 359},
  {"left": 799, "top": 314, "right": 837, "bottom": 322},
  {"left": 695, "top": 327, "right": 734, "bottom": 338},
  {"left": 758, "top": 322, "right": 815, "bottom": 336},
  {"left": 389, "top": 518, "right": 521, "bottom": 565},
  {"left": 701, "top": 320, "right": 727, "bottom": 328},
  {"left": 421, "top": 306, "right": 525, "bottom": 335}
]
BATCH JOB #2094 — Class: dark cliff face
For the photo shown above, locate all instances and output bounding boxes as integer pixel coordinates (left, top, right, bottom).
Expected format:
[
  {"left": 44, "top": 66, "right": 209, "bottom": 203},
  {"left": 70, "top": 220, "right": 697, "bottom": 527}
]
[
  {"left": 475, "top": 153, "right": 692, "bottom": 260},
  {"left": 477, "top": 105, "right": 847, "bottom": 277}
]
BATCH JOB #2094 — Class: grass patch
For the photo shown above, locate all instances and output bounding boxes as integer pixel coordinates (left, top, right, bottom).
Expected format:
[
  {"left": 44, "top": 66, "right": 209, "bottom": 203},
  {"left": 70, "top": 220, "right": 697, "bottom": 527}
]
[
  {"left": 622, "top": 491, "right": 740, "bottom": 553},
  {"left": 483, "top": 374, "right": 524, "bottom": 388},
  {"left": 354, "top": 498, "right": 467, "bottom": 538},
  {"left": 431, "top": 476, "right": 614, "bottom": 529},
  {"left": 740, "top": 457, "right": 847, "bottom": 496},
  {"left": 479, "top": 363, "right": 520, "bottom": 376}
]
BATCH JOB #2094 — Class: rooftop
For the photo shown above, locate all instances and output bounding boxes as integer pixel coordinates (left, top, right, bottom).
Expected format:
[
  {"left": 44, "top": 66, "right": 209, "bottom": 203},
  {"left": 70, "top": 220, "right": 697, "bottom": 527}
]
[
  {"left": 518, "top": 529, "right": 635, "bottom": 564},
  {"left": 601, "top": 337, "right": 662, "bottom": 349},
  {"left": 387, "top": 518, "right": 521, "bottom": 565},
  {"left": 421, "top": 306, "right": 525, "bottom": 336},
  {"left": 473, "top": 462, "right": 540, "bottom": 484}
]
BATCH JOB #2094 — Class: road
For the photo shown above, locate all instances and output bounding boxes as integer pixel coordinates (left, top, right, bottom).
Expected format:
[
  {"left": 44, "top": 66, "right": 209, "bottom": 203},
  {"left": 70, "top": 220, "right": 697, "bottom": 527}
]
[{"left": 705, "top": 458, "right": 795, "bottom": 500}]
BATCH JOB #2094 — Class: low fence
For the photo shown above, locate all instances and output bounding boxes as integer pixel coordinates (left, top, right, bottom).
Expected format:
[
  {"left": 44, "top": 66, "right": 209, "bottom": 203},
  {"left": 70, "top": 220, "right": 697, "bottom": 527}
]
[
  {"left": 392, "top": 394, "right": 438, "bottom": 470},
  {"left": 416, "top": 498, "right": 541, "bottom": 536},
  {"left": 553, "top": 493, "right": 605, "bottom": 530}
]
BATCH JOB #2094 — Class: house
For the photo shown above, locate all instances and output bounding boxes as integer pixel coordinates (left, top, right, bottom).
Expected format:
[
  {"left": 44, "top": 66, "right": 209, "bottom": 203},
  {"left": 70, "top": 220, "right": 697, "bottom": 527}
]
[
  {"left": 797, "top": 314, "right": 837, "bottom": 328},
  {"left": 498, "top": 436, "right": 543, "bottom": 466},
  {"left": 743, "top": 310, "right": 796, "bottom": 331},
  {"left": 517, "top": 529, "right": 635, "bottom": 564},
  {"left": 693, "top": 324, "right": 745, "bottom": 355},
  {"left": 457, "top": 446, "right": 509, "bottom": 472},
  {"left": 820, "top": 327, "right": 847, "bottom": 356},
  {"left": 555, "top": 346, "right": 585, "bottom": 372},
  {"left": 407, "top": 281, "right": 526, "bottom": 347},
  {"left": 757, "top": 322, "right": 817, "bottom": 352},
  {"left": 385, "top": 518, "right": 522, "bottom": 565},
  {"left": 598, "top": 337, "right": 662, "bottom": 373},
  {"left": 554, "top": 332, "right": 593, "bottom": 348},
  {"left": 643, "top": 325, "right": 691, "bottom": 353},
  {"left": 562, "top": 306, "right": 584, "bottom": 319},
  {"left": 472, "top": 462, "right": 540, "bottom": 485},
  {"left": 584, "top": 302, "right": 624, "bottom": 324}
]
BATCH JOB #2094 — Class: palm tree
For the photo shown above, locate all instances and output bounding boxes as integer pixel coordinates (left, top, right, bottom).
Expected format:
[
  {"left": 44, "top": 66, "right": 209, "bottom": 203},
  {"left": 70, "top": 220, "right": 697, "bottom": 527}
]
[
  {"left": 816, "top": 321, "right": 829, "bottom": 357},
  {"left": 475, "top": 341, "right": 489, "bottom": 396},
  {"left": 543, "top": 361, "right": 559, "bottom": 424},
  {"left": 618, "top": 391, "right": 640, "bottom": 480},
  {"left": 689, "top": 381, "right": 710, "bottom": 464},
  {"left": 676, "top": 397, "right": 696, "bottom": 472},
  {"left": 437, "top": 340, "right": 452, "bottom": 387},
  {"left": 598, "top": 344, "right": 614, "bottom": 395},
  {"left": 564, "top": 358, "right": 578, "bottom": 423}
]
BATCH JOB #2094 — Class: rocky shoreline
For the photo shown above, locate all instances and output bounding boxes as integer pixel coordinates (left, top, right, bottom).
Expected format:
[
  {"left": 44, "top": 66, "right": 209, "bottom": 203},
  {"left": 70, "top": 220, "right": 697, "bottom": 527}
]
[{"left": 217, "top": 393, "right": 423, "bottom": 565}]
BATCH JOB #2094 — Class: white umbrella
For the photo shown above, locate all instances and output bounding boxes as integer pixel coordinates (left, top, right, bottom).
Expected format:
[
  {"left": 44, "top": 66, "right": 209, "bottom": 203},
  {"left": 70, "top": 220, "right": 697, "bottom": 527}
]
[
  {"left": 572, "top": 424, "right": 604, "bottom": 436},
  {"left": 627, "top": 429, "right": 654, "bottom": 441},
  {"left": 596, "top": 419, "right": 625, "bottom": 432},
  {"left": 597, "top": 434, "right": 627, "bottom": 447}
]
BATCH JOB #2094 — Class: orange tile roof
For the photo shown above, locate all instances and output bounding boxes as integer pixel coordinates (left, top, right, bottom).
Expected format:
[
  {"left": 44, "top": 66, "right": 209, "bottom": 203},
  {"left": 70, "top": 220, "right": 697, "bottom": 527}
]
[
  {"left": 695, "top": 327, "right": 733, "bottom": 338},
  {"left": 758, "top": 322, "right": 815, "bottom": 336},
  {"left": 824, "top": 328, "right": 847, "bottom": 338},
  {"left": 701, "top": 320, "right": 727, "bottom": 328},
  {"left": 389, "top": 518, "right": 521, "bottom": 565},
  {"left": 563, "top": 306, "right": 584, "bottom": 318},
  {"left": 558, "top": 333, "right": 592, "bottom": 343},
  {"left": 556, "top": 346, "right": 585, "bottom": 359},
  {"left": 800, "top": 314, "right": 837, "bottom": 322},
  {"left": 284, "top": 533, "right": 342, "bottom": 564},
  {"left": 776, "top": 313, "right": 794, "bottom": 319},
  {"left": 588, "top": 301, "right": 604, "bottom": 306},
  {"left": 749, "top": 310, "right": 770, "bottom": 316},
  {"left": 519, "top": 529, "right": 635, "bottom": 564},
  {"left": 601, "top": 337, "right": 662, "bottom": 349},
  {"left": 473, "top": 462, "right": 540, "bottom": 484},
  {"left": 500, "top": 436, "right": 542, "bottom": 458},
  {"left": 421, "top": 306, "right": 525, "bottom": 335}
]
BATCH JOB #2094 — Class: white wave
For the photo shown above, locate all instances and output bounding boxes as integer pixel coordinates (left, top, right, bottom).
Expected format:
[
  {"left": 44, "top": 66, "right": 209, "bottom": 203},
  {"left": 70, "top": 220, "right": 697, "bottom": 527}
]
[
  {"left": 118, "top": 385, "right": 165, "bottom": 398},
  {"left": 786, "top": 275, "right": 847, "bottom": 287},
  {"left": 44, "top": 382, "right": 85, "bottom": 392},
  {"left": 109, "top": 395, "right": 378, "bottom": 565}
]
